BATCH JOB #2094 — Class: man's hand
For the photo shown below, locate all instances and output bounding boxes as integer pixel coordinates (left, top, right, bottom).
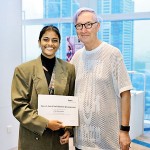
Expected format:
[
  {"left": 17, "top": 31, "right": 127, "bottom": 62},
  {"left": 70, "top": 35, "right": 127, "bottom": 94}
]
[
  {"left": 60, "top": 130, "right": 70, "bottom": 145},
  {"left": 119, "top": 131, "right": 131, "bottom": 150}
]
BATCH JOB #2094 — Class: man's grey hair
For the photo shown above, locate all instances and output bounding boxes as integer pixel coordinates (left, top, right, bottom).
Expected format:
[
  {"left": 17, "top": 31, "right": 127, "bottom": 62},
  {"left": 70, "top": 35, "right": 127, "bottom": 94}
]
[{"left": 73, "top": 7, "right": 98, "bottom": 24}]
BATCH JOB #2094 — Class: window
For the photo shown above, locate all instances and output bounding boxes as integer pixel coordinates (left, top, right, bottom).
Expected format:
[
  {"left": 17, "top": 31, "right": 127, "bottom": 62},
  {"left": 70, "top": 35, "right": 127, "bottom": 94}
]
[{"left": 22, "top": 0, "right": 150, "bottom": 120}]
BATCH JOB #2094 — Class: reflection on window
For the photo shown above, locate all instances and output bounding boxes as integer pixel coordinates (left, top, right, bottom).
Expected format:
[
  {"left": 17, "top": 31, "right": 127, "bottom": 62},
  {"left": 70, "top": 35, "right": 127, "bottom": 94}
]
[{"left": 44, "top": 1, "right": 60, "bottom": 18}]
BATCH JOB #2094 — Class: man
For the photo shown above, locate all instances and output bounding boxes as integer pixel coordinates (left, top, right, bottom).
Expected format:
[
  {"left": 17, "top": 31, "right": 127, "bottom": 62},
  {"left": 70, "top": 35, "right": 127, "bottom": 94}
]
[{"left": 71, "top": 7, "right": 132, "bottom": 150}]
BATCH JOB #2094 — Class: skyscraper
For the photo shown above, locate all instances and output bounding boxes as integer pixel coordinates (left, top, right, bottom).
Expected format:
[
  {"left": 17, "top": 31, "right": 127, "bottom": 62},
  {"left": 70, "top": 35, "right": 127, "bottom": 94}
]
[
  {"left": 43, "top": 0, "right": 79, "bottom": 60},
  {"left": 97, "top": 0, "right": 134, "bottom": 71}
]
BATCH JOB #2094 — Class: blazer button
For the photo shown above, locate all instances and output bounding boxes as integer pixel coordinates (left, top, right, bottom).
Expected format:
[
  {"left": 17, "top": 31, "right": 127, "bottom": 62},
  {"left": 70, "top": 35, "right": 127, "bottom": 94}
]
[{"left": 35, "top": 137, "right": 39, "bottom": 140}]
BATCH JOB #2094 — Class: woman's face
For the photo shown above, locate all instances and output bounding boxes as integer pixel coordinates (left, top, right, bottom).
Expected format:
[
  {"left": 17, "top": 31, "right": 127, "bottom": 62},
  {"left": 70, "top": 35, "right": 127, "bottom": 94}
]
[{"left": 39, "top": 30, "right": 60, "bottom": 59}]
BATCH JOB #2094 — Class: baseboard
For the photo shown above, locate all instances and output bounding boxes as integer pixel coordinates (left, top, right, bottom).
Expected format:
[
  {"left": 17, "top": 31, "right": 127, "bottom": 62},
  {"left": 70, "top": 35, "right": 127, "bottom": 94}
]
[{"left": 132, "top": 139, "right": 150, "bottom": 148}]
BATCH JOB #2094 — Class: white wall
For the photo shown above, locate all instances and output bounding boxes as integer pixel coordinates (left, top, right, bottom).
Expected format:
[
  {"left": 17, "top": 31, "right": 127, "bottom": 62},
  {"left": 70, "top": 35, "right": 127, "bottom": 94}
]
[
  {"left": 130, "top": 91, "right": 145, "bottom": 139},
  {"left": 0, "top": 0, "right": 22, "bottom": 149}
]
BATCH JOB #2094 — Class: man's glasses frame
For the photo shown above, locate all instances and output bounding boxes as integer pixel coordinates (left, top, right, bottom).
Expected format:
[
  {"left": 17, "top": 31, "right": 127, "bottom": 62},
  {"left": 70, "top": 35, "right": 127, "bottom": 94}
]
[{"left": 75, "top": 22, "right": 97, "bottom": 30}]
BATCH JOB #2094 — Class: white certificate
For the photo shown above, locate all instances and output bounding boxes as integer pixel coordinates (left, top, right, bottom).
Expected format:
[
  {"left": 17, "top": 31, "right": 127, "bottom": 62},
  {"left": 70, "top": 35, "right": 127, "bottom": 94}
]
[{"left": 38, "top": 94, "right": 78, "bottom": 126}]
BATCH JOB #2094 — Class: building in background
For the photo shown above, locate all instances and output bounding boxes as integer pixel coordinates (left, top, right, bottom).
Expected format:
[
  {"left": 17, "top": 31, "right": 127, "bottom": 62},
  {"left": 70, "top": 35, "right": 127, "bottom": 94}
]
[
  {"left": 43, "top": 0, "right": 80, "bottom": 60},
  {"left": 97, "top": 0, "right": 134, "bottom": 71}
]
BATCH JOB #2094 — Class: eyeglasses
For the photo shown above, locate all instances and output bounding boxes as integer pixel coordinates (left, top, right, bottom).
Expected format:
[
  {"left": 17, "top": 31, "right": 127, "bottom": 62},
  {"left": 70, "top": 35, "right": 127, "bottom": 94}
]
[{"left": 75, "top": 22, "right": 97, "bottom": 30}]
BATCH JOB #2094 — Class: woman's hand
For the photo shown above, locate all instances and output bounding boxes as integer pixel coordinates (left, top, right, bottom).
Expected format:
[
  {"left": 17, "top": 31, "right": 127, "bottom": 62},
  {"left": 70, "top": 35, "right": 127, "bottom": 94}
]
[{"left": 47, "top": 120, "right": 64, "bottom": 131}]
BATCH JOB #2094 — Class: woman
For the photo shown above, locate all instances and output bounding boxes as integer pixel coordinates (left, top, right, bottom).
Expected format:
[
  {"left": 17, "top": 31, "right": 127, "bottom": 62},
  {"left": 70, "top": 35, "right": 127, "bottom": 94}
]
[{"left": 11, "top": 25, "right": 75, "bottom": 150}]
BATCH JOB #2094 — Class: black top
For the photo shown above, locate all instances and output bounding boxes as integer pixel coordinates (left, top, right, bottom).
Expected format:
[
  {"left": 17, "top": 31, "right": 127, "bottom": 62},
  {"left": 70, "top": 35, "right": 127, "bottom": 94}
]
[{"left": 41, "top": 54, "right": 56, "bottom": 85}]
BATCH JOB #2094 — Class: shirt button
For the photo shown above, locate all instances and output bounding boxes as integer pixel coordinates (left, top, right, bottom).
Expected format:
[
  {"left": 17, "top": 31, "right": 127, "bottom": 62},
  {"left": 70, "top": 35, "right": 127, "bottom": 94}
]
[{"left": 35, "top": 137, "right": 39, "bottom": 140}]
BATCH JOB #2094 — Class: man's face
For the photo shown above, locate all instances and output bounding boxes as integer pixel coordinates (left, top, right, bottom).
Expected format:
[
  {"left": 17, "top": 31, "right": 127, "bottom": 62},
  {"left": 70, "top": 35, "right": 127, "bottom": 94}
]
[{"left": 75, "top": 11, "right": 100, "bottom": 45}]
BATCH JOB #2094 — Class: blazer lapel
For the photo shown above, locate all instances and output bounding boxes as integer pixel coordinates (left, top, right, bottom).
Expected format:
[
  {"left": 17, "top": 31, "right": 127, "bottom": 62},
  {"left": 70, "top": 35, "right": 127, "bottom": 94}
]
[
  {"left": 54, "top": 58, "right": 67, "bottom": 95},
  {"left": 32, "top": 56, "right": 49, "bottom": 95},
  {"left": 32, "top": 57, "right": 67, "bottom": 95}
]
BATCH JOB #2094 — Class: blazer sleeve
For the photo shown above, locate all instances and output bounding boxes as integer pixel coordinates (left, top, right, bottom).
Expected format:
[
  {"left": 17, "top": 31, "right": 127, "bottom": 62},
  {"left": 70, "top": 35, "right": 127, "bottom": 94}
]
[{"left": 11, "top": 66, "right": 49, "bottom": 136}]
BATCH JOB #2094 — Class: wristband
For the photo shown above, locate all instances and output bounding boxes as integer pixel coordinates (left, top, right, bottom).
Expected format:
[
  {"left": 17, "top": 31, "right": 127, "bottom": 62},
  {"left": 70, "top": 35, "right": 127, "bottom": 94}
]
[{"left": 120, "top": 125, "right": 130, "bottom": 132}]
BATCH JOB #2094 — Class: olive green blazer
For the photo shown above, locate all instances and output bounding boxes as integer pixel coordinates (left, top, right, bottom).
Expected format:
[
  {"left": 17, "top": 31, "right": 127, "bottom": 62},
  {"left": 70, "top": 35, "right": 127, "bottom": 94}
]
[{"left": 11, "top": 56, "right": 75, "bottom": 150}]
